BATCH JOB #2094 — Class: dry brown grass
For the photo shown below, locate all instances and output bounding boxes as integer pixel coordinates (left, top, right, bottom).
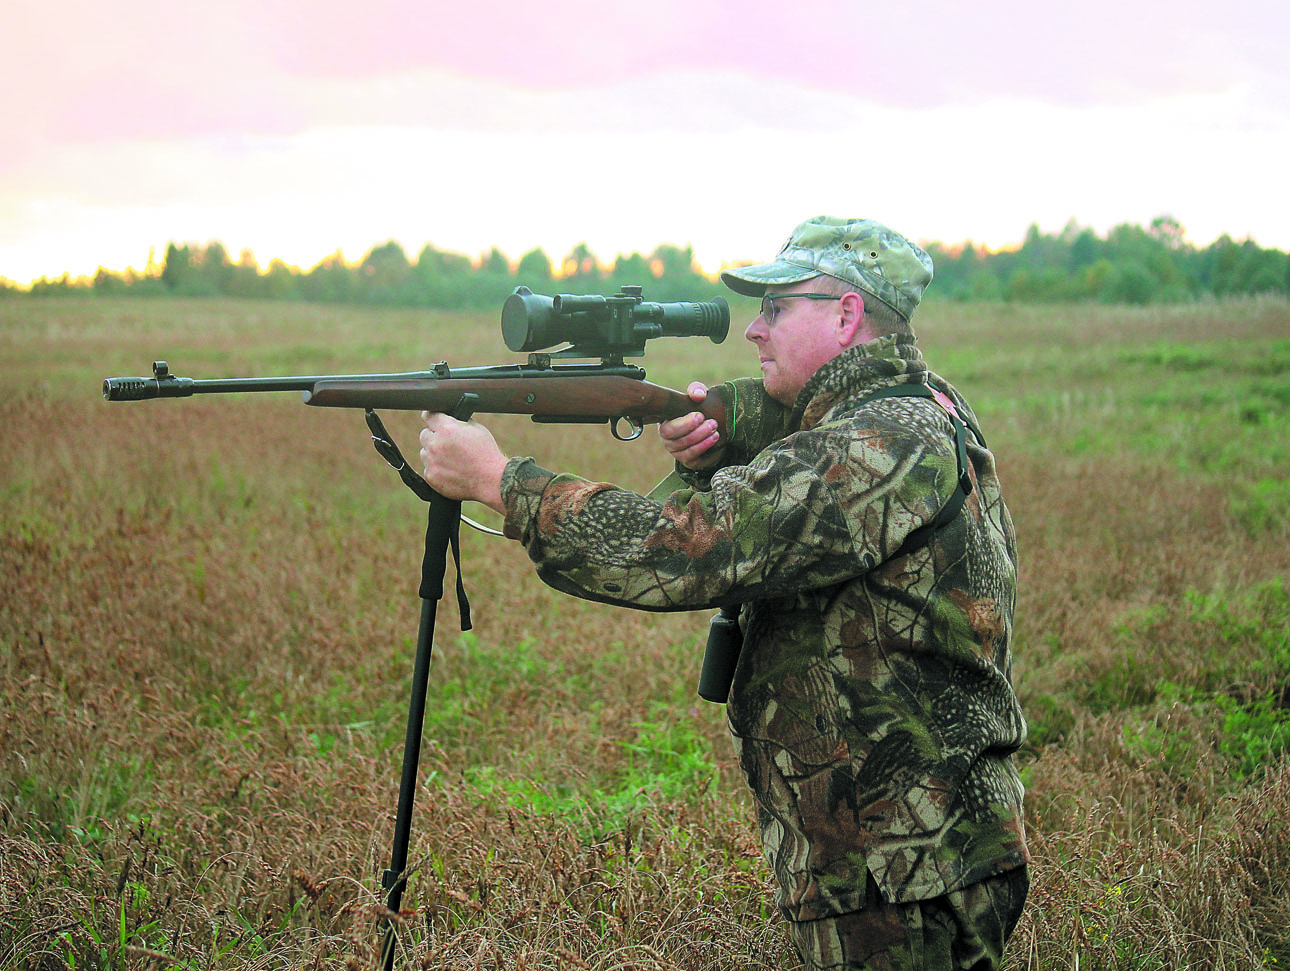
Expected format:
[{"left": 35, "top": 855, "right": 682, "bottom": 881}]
[{"left": 1, "top": 295, "right": 1287, "bottom": 969}]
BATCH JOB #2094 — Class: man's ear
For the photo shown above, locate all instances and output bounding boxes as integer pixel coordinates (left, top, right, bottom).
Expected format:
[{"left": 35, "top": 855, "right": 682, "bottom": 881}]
[{"left": 836, "top": 291, "right": 867, "bottom": 346}]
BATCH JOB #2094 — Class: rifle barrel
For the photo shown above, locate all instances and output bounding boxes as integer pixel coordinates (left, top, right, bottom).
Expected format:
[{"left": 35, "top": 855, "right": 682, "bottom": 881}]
[{"left": 102, "top": 369, "right": 446, "bottom": 402}]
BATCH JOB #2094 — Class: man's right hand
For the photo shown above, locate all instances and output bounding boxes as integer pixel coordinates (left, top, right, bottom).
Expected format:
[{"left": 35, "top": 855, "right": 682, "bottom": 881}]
[{"left": 658, "top": 382, "right": 726, "bottom": 470}]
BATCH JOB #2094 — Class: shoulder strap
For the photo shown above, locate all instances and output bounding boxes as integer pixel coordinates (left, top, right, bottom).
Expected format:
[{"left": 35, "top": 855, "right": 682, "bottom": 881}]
[{"left": 855, "top": 382, "right": 974, "bottom": 561}]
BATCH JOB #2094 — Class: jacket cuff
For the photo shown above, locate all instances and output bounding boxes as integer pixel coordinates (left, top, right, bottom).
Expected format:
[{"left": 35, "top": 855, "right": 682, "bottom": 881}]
[{"left": 500, "top": 456, "right": 555, "bottom": 541}]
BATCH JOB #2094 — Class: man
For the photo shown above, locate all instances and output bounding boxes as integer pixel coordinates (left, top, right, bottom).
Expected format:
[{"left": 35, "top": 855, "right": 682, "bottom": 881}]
[{"left": 419, "top": 216, "right": 1030, "bottom": 970}]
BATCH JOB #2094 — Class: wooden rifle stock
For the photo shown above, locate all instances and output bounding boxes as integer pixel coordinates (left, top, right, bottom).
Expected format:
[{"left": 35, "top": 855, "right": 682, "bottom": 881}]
[{"left": 303, "top": 370, "right": 729, "bottom": 441}]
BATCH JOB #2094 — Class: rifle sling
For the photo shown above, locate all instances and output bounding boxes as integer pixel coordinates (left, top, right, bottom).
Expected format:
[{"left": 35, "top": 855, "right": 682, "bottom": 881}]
[
  {"left": 854, "top": 380, "right": 976, "bottom": 563},
  {"left": 365, "top": 409, "right": 472, "bottom": 631}
]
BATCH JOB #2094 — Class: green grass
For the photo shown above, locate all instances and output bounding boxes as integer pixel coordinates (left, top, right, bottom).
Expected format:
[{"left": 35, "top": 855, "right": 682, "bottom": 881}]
[{"left": 1, "top": 295, "right": 1288, "bottom": 969}]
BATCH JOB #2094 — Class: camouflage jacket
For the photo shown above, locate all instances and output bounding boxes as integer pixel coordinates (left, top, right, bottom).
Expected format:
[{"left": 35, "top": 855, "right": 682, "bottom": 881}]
[{"left": 500, "top": 335, "right": 1029, "bottom": 919}]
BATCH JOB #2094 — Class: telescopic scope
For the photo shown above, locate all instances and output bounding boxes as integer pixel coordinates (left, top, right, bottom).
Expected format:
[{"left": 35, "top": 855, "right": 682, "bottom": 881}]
[{"left": 501, "top": 285, "right": 729, "bottom": 356}]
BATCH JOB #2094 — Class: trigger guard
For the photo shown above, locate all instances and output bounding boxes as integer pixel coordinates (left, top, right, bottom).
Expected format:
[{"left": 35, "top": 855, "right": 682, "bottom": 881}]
[{"left": 611, "top": 417, "right": 644, "bottom": 441}]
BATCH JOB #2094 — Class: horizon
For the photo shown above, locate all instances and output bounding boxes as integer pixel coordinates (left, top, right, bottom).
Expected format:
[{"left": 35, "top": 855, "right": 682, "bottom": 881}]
[
  {"left": 4, "top": 1, "right": 1287, "bottom": 288},
  {"left": 3, "top": 215, "right": 1281, "bottom": 291}
]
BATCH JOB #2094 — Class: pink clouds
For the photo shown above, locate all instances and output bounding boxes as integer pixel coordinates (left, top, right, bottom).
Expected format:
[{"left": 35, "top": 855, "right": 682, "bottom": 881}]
[
  {"left": 3, "top": 0, "right": 1287, "bottom": 284},
  {"left": 265, "top": 0, "right": 1282, "bottom": 109},
  {"left": 7, "top": 0, "right": 1287, "bottom": 155}
]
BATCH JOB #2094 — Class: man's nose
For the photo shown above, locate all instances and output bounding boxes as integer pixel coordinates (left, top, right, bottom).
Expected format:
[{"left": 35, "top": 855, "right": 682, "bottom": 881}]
[{"left": 744, "top": 315, "right": 768, "bottom": 342}]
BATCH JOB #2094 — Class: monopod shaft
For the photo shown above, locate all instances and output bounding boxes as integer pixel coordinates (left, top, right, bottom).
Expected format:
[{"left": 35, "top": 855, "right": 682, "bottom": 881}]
[{"left": 380, "top": 594, "right": 441, "bottom": 969}]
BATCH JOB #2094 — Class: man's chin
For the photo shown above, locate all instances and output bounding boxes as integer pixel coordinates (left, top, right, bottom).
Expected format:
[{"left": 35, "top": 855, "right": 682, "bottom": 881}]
[{"left": 763, "top": 380, "right": 795, "bottom": 407}]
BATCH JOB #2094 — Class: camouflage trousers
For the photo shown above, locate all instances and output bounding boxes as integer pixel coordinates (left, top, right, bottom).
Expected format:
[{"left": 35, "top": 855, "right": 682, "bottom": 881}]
[{"left": 789, "top": 868, "right": 1029, "bottom": 971}]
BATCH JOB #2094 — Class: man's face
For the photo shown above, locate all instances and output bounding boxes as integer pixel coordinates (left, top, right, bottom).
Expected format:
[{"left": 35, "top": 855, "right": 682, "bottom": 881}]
[{"left": 743, "top": 283, "right": 845, "bottom": 405}]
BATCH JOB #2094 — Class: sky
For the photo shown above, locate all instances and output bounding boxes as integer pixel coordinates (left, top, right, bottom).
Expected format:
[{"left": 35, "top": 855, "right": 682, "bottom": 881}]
[{"left": 2, "top": 0, "right": 1288, "bottom": 286}]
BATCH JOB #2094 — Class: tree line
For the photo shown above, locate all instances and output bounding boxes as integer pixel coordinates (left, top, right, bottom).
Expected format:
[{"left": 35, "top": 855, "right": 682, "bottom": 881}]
[
  {"left": 6, "top": 241, "right": 723, "bottom": 308},
  {"left": 925, "top": 216, "right": 1289, "bottom": 304},
  {"left": 5, "top": 216, "right": 1288, "bottom": 306}
]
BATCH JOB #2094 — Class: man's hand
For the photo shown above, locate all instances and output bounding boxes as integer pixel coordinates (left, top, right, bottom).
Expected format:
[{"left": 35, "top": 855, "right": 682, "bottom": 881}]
[
  {"left": 419, "top": 412, "right": 508, "bottom": 514},
  {"left": 658, "top": 382, "right": 726, "bottom": 471}
]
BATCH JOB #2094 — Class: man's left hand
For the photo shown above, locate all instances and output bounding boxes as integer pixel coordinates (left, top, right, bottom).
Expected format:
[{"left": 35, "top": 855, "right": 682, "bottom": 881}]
[{"left": 419, "top": 412, "right": 508, "bottom": 514}]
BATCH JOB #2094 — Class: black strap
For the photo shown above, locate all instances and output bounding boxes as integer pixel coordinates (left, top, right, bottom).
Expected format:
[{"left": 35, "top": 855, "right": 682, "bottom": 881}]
[
  {"left": 854, "top": 381, "right": 975, "bottom": 561},
  {"left": 365, "top": 408, "right": 473, "bottom": 630}
]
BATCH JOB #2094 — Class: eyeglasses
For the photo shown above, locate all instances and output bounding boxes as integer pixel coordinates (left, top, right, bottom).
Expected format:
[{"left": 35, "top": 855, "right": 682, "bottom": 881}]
[{"left": 760, "top": 292, "right": 840, "bottom": 325}]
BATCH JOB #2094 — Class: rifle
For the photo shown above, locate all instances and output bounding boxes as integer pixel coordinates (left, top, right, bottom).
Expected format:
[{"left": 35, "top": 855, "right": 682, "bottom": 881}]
[
  {"left": 103, "top": 285, "right": 731, "bottom": 970},
  {"left": 103, "top": 285, "right": 731, "bottom": 441}
]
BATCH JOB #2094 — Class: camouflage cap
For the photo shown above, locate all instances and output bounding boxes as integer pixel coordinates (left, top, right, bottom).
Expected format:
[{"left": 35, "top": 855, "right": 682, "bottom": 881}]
[{"left": 721, "top": 216, "right": 934, "bottom": 320}]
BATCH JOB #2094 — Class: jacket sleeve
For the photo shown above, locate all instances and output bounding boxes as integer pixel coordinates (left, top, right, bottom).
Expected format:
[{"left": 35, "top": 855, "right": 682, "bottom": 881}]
[{"left": 500, "top": 414, "right": 956, "bottom": 612}]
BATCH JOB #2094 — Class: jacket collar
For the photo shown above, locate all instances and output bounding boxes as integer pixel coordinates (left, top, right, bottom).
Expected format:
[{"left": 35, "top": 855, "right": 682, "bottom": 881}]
[{"left": 789, "top": 334, "right": 929, "bottom": 430}]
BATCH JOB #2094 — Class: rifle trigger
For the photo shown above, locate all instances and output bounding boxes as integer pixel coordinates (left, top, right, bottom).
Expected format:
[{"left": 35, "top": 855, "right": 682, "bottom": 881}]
[{"left": 611, "top": 416, "right": 644, "bottom": 442}]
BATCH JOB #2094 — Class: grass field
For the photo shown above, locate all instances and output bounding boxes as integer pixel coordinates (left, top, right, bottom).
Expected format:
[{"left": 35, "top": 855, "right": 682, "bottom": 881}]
[{"left": 2, "top": 295, "right": 1288, "bottom": 970}]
